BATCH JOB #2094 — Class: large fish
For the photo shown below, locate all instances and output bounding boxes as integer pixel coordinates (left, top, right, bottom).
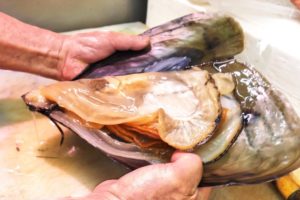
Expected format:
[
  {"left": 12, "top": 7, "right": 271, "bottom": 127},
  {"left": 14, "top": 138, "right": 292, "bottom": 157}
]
[{"left": 22, "top": 13, "right": 300, "bottom": 186}]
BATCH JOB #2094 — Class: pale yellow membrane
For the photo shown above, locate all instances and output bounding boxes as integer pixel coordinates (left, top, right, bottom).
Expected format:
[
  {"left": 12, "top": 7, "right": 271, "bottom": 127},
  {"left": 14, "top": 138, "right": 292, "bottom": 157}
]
[
  {"left": 39, "top": 70, "right": 221, "bottom": 150},
  {"left": 212, "top": 73, "right": 235, "bottom": 95}
]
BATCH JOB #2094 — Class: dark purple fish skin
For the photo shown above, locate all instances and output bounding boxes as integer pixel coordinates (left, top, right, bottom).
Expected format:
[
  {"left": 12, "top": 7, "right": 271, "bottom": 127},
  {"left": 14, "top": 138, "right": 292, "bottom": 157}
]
[{"left": 76, "top": 13, "right": 244, "bottom": 79}]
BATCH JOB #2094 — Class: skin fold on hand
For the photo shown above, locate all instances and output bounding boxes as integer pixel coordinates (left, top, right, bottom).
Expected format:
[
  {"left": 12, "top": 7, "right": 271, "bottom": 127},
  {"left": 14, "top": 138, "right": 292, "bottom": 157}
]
[{"left": 63, "top": 152, "right": 211, "bottom": 200}]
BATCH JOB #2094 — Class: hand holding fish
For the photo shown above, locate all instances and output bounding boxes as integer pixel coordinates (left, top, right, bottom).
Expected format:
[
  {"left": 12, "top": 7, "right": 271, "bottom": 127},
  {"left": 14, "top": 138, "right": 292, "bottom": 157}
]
[
  {"left": 58, "top": 32, "right": 149, "bottom": 80},
  {"left": 0, "top": 12, "right": 149, "bottom": 80},
  {"left": 0, "top": 12, "right": 209, "bottom": 200},
  {"left": 63, "top": 152, "right": 211, "bottom": 200}
]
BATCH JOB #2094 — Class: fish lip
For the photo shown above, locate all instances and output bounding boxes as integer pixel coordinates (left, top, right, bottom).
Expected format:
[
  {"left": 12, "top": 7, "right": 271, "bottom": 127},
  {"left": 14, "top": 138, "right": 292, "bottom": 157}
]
[{"left": 21, "top": 93, "right": 59, "bottom": 115}]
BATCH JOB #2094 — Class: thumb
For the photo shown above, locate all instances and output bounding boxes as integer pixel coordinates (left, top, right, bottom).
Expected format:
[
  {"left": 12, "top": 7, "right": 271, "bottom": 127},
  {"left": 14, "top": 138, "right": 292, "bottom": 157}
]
[{"left": 170, "top": 151, "right": 204, "bottom": 193}]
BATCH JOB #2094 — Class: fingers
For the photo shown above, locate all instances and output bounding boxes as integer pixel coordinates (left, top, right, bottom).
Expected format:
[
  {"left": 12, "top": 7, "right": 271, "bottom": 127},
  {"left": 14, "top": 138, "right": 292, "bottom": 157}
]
[
  {"left": 170, "top": 151, "right": 212, "bottom": 200},
  {"left": 89, "top": 152, "right": 208, "bottom": 200},
  {"left": 169, "top": 151, "right": 204, "bottom": 197},
  {"left": 171, "top": 151, "right": 203, "bottom": 185},
  {"left": 94, "top": 179, "right": 118, "bottom": 192},
  {"left": 106, "top": 32, "right": 150, "bottom": 51}
]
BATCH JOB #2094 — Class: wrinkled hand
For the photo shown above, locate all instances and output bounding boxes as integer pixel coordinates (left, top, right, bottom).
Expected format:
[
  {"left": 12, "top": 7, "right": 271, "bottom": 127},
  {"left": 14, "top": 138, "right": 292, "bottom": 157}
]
[
  {"left": 58, "top": 32, "right": 150, "bottom": 80},
  {"left": 64, "top": 152, "right": 211, "bottom": 200}
]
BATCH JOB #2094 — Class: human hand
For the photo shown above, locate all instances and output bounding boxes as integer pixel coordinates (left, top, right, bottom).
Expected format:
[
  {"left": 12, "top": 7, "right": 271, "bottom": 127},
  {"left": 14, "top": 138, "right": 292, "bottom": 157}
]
[
  {"left": 63, "top": 152, "right": 211, "bottom": 200},
  {"left": 291, "top": 0, "right": 300, "bottom": 9},
  {"left": 58, "top": 32, "right": 150, "bottom": 80}
]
